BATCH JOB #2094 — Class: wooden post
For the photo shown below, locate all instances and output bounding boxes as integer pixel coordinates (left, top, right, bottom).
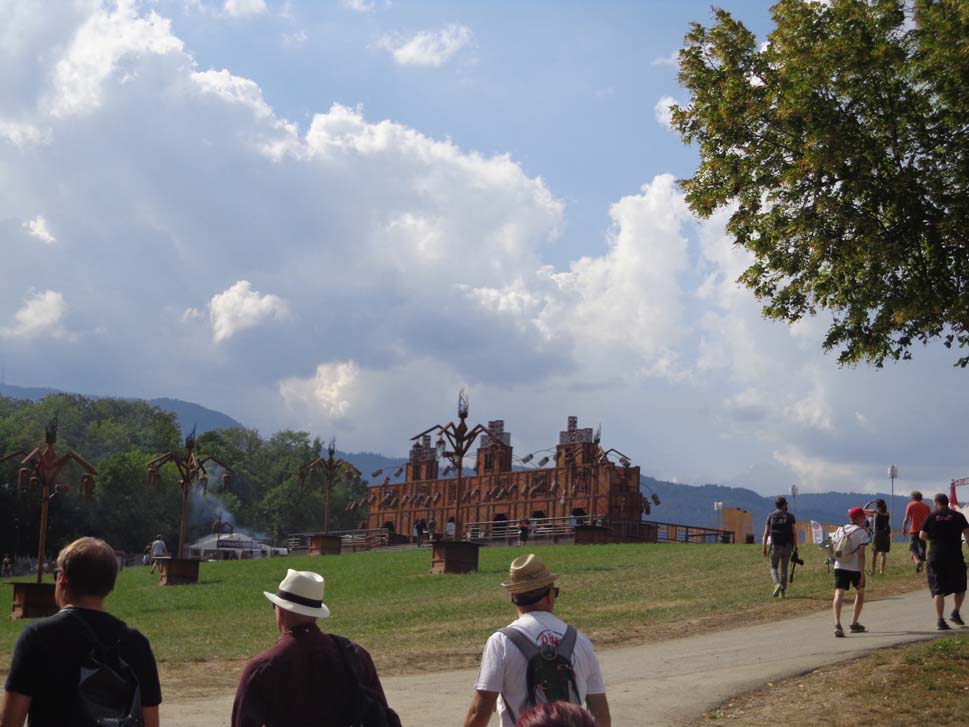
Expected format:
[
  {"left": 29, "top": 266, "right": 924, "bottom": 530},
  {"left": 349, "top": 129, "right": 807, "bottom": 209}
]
[
  {"left": 177, "top": 482, "right": 190, "bottom": 559},
  {"left": 36, "top": 483, "right": 49, "bottom": 584},
  {"left": 323, "top": 474, "right": 331, "bottom": 535}
]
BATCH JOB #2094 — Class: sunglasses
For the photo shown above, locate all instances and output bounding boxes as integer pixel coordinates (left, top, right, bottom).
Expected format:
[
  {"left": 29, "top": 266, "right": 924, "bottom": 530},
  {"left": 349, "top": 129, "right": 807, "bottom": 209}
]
[{"left": 551, "top": 586, "right": 560, "bottom": 598}]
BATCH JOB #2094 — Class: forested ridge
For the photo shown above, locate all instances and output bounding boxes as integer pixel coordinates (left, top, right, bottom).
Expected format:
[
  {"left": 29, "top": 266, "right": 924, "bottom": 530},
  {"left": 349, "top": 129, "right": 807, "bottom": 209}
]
[{"left": 0, "top": 394, "right": 370, "bottom": 559}]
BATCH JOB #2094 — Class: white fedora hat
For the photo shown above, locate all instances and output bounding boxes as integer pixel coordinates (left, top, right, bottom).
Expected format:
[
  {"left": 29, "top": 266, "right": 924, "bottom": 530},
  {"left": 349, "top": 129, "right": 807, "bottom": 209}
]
[{"left": 264, "top": 569, "right": 331, "bottom": 618}]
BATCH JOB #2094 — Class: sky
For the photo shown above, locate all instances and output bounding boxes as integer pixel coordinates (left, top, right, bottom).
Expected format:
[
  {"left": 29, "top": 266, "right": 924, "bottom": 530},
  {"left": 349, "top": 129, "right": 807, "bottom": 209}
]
[{"left": 1, "top": 0, "right": 966, "bottom": 496}]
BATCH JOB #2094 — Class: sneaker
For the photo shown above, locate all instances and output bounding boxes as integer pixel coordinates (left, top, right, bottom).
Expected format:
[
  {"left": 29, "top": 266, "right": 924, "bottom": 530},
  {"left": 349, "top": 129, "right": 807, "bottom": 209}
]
[
  {"left": 951, "top": 611, "right": 965, "bottom": 626},
  {"left": 938, "top": 619, "right": 951, "bottom": 631},
  {"left": 780, "top": 588, "right": 786, "bottom": 599},
  {"left": 849, "top": 623, "right": 866, "bottom": 633},
  {"left": 834, "top": 624, "right": 845, "bottom": 638},
  {"left": 772, "top": 584, "right": 782, "bottom": 598}
]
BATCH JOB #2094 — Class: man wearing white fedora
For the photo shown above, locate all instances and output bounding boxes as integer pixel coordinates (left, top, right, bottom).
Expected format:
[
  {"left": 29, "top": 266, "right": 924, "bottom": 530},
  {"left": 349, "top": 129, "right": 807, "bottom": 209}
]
[
  {"left": 464, "top": 554, "right": 611, "bottom": 727},
  {"left": 231, "top": 569, "right": 400, "bottom": 727}
]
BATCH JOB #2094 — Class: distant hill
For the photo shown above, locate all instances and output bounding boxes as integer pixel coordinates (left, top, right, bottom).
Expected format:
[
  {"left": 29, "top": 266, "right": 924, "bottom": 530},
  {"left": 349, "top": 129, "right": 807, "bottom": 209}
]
[
  {"left": 642, "top": 476, "right": 914, "bottom": 533},
  {"left": 0, "top": 383, "right": 242, "bottom": 435}
]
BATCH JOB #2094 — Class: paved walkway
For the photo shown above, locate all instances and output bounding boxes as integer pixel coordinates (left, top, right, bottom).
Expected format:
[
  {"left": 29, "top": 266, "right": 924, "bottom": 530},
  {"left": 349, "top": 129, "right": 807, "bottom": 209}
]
[{"left": 163, "top": 589, "right": 950, "bottom": 726}]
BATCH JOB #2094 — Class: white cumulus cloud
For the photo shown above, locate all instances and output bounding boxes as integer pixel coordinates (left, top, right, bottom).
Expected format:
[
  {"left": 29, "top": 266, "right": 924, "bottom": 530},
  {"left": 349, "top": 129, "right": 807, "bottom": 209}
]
[
  {"left": 654, "top": 96, "right": 680, "bottom": 130},
  {"left": 23, "top": 215, "right": 56, "bottom": 244},
  {"left": 203, "top": 281, "right": 289, "bottom": 343},
  {"left": 2, "top": 290, "right": 68, "bottom": 339},
  {"left": 376, "top": 24, "right": 473, "bottom": 67},
  {"left": 279, "top": 361, "right": 360, "bottom": 418},
  {"left": 224, "top": 0, "right": 267, "bottom": 17}
]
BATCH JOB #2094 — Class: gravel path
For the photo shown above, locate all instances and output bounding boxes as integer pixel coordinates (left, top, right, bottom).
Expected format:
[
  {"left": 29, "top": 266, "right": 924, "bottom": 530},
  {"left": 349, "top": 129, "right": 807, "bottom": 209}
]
[{"left": 162, "top": 589, "right": 947, "bottom": 726}]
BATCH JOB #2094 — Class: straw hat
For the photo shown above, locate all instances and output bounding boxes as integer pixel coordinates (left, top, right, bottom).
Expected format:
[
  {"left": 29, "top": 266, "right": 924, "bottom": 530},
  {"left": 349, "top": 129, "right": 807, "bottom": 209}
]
[
  {"left": 500, "top": 554, "right": 559, "bottom": 595},
  {"left": 264, "top": 569, "right": 331, "bottom": 618}
]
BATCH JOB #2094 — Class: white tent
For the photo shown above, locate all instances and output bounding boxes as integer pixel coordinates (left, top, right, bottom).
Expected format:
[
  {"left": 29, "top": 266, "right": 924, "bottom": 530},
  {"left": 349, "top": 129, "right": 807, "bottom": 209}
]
[{"left": 187, "top": 532, "right": 286, "bottom": 560}]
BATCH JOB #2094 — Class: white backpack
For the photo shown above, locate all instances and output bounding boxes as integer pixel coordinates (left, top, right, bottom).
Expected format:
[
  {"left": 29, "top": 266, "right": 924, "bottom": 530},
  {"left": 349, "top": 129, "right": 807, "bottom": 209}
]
[{"left": 832, "top": 525, "right": 858, "bottom": 561}]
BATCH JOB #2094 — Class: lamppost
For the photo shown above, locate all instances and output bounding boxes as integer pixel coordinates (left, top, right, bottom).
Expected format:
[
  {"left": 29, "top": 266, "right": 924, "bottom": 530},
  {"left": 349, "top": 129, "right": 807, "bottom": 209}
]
[
  {"left": 888, "top": 465, "right": 898, "bottom": 531},
  {"left": 146, "top": 428, "right": 232, "bottom": 584},
  {"left": 3, "top": 417, "right": 97, "bottom": 618},
  {"left": 298, "top": 437, "right": 361, "bottom": 537},
  {"left": 412, "top": 390, "right": 488, "bottom": 573}
]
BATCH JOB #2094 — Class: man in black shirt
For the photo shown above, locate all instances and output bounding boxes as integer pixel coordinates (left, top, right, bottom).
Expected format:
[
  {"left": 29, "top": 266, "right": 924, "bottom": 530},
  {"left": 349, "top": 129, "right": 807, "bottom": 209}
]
[
  {"left": 919, "top": 493, "right": 969, "bottom": 631},
  {"left": 1, "top": 537, "right": 161, "bottom": 727},
  {"left": 762, "top": 496, "right": 797, "bottom": 598}
]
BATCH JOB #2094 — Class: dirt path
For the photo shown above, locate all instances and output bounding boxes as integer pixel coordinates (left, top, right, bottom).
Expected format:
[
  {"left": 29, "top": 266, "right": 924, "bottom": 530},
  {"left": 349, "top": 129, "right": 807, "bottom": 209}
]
[{"left": 161, "top": 589, "right": 946, "bottom": 726}]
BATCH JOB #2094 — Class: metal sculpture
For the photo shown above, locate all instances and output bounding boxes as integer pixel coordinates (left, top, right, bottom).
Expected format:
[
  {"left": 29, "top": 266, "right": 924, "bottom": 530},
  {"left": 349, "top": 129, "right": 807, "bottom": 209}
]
[
  {"left": 412, "top": 390, "right": 488, "bottom": 540},
  {"left": 298, "top": 437, "right": 361, "bottom": 534},
  {"left": 3, "top": 417, "right": 97, "bottom": 583},
  {"left": 146, "top": 427, "right": 232, "bottom": 559}
]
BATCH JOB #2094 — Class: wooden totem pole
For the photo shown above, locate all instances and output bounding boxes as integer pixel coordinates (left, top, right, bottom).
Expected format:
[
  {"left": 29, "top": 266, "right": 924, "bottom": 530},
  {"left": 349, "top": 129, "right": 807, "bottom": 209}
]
[
  {"left": 146, "top": 428, "right": 232, "bottom": 584},
  {"left": 3, "top": 417, "right": 97, "bottom": 618}
]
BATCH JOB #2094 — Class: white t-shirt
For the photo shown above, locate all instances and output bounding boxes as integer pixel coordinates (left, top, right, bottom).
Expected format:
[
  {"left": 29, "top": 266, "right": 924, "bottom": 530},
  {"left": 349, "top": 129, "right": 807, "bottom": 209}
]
[
  {"left": 150, "top": 539, "right": 168, "bottom": 557},
  {"left": 833, "top": 524, "right": 870, "bottom": 572},
  {"left": 473, "top": 611, "right": 606, "bottom": 727}
]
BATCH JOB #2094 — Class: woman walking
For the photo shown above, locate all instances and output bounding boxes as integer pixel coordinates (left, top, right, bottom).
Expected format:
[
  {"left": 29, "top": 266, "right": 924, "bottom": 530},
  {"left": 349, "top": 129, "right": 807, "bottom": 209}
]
[{"left": 863, "top": 498, "right": 891, "bottom": 575}]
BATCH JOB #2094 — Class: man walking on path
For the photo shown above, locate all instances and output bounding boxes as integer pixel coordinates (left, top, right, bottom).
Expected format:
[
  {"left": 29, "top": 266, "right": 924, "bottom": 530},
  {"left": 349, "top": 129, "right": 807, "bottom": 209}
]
[
  {"left": 1, "top": 537, "right": 162, "bottom": 727},
  {"left": 231, "top": 569, "right": 399, "bottom": 727},
  {"left": 902, "top": 491, "right": 932, "bottom": 573},
  {"left": 762, "top": 496, "right": 796, "bottom": 597},
  {"left": 464, "top": 554, "right": 610, "bottom": 727},
  {"left": 919, "top": 493, "right": 969, "bottom": 630},
  {"left": 833, "top": 507, "right": 871, "bottom": 638}
]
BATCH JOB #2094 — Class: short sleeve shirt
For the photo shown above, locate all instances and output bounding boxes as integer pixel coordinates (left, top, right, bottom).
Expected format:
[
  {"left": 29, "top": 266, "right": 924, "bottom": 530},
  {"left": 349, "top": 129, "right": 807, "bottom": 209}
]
[
  {"left": 766, "top": 510, "right": 796, "bottom": 546},
  {"left": 921, "top": 509, "right": 969, "bottom": 562},
  {"left": 833, "top": 524, "right": 870, "bottom": 572},
  {"left": 4, "top": 607, "right": 161, "bottom": 727},
  {"left": 473, "top": 611, "right": 605, "bottom": 727},
  {"left": 905, "top": 501, "right": 932, "bottom": 533}
]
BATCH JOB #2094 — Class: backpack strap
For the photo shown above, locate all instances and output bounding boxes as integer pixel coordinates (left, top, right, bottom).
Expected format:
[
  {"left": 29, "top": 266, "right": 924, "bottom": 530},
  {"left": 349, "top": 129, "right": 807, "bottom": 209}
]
[
  {"left": 556, "top": 626, "right": 577, "bottom": 660},
  {"left": 499, "top": 627, "right": 539, "bottom": 660}
]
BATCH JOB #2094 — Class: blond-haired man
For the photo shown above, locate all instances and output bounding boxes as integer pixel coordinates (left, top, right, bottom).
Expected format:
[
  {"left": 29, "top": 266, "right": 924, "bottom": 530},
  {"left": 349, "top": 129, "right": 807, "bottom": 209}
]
[{"left": 1, "top": 537, "right": 161, "bottom": 727}]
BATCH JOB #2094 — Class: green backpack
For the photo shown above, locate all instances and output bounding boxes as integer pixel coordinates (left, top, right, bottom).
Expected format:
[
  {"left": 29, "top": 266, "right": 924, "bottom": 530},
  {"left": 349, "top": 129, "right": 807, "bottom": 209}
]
[{"left": 499, "top": 625, "right": 581, "bottom": 718}]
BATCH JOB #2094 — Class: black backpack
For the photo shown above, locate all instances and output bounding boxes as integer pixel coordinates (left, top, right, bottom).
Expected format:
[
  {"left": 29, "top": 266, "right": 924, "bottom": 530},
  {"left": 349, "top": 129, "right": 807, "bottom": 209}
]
[
  {"left": 68, "top": 612, "right": 143, "bottom": 727},
  {"left": 333, "top": 635, "right": 402, "bottom": 727},
  {"left": 769, "top": 511, "right": 793, "bottom": 546},
  {"left": 499, "top": 625, "right": 581, "bottom": 719}
]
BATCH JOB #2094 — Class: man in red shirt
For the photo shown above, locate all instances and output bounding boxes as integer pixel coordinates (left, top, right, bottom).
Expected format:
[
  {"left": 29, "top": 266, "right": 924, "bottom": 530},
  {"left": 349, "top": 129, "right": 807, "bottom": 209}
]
[
  {"left": 232, "top": 569, "right": 400, "bottom": 727},
  {"left": 902, "top": 491, "right": 932, "bottom": 573}
]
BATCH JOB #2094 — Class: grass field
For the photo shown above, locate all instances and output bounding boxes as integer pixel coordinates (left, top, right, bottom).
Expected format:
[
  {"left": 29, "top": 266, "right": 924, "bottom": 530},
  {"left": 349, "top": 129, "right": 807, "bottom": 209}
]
[
  {"left": 0, "top": 542, "right": 929, "bottom": 684},
  {"left": 699, "top": 632, "right": 969, "bottom": 725}
]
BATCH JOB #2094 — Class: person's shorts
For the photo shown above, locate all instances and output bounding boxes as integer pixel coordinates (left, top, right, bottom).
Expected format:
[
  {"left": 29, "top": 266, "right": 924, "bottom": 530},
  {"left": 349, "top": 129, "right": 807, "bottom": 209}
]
[
  {"left": 834, "top": 568, "right": 863, "bottom": 591},
  {"left": 873, "top": 532, "right": 891, "bottom": 552},
  {"left": 927, "top": 560, "right": 968, "bottom": 597},
  {"left": 909, "top": 534, "right": 926, "bottom": 559}
]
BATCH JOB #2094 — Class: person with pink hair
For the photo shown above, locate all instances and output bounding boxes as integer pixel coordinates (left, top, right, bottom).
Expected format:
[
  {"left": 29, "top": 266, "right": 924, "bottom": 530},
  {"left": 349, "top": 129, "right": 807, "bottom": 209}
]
[{"left": 514, "top": 701, "right": 598, "bottom": 727}]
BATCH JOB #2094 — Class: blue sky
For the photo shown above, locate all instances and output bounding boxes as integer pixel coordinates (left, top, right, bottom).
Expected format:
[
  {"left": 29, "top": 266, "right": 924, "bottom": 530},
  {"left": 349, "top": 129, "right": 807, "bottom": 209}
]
[{"left": 2, "top": 0, "right": 965, "bottom": 496}]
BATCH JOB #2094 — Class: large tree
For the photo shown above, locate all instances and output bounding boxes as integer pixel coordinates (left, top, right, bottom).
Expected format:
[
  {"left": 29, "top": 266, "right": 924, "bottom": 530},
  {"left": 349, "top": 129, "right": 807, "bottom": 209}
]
[{"left": 672, "top": 0, "right": 969, "bottom": 365}]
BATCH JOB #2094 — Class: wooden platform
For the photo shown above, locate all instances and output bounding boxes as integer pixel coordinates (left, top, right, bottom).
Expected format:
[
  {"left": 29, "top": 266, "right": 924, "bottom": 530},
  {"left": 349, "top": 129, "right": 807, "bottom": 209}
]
[
  {"left": 308, "top": 534, "right": 342, "bottom": 556},
  {"left": 10, "top": 582, "right": 57, "bottom": 620},
  {"left": 430, "top": 540, "right": 481, "bottom": 574},
  {"left": 574, "top": 525, "right": 610, "bottom": 545},
  {"left": 157, "top": 558, "right": 200, "bottom": 586}
]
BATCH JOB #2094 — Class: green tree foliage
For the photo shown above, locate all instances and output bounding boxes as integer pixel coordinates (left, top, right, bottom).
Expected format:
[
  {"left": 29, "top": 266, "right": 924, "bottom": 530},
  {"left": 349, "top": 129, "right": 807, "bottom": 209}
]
[
  {"left": 672, "top": 0, "right": 969, "bottom": 366},
  {"left": 0, "top": 396, "right": 376, "bottom": 562}
]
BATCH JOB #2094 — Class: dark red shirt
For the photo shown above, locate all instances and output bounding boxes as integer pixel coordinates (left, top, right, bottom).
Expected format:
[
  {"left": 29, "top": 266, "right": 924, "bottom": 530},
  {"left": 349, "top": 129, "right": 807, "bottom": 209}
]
[{"left": 231, "top": 623, "right": 390, "bottom": 727}]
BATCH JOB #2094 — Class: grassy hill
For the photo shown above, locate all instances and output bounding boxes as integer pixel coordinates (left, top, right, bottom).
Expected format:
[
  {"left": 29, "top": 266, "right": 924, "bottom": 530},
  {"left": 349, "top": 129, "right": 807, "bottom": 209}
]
[{"left": 0, "top": 542, "right": 927, "bottom": 680}]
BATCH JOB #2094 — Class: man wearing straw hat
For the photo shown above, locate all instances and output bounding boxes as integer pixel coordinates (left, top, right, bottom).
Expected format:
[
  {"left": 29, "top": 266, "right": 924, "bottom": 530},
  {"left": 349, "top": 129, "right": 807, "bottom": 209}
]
[
  {"left": 464, "top": 554, "right": 611, "bottom": 727},
  {"left": 232, "top": 569, "right": 400, "bottom": 727}
]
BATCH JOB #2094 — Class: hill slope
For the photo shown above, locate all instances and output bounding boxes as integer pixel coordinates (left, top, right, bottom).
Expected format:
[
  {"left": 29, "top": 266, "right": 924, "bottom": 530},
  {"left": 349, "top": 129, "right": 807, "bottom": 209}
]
[{"left": 0, "top": 383, "right": 242, "bottom": 434}]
